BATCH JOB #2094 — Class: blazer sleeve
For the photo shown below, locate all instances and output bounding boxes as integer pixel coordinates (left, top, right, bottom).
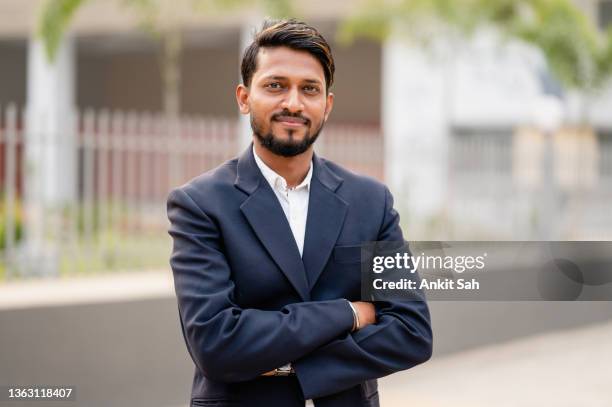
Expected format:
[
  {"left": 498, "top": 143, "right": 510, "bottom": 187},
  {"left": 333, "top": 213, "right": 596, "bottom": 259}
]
[
  {"left": 292, "top": 186, "right": 433, "bottom": 400},
  {"left": 167, "top": 187, "right": 355, "bottom": 383}
]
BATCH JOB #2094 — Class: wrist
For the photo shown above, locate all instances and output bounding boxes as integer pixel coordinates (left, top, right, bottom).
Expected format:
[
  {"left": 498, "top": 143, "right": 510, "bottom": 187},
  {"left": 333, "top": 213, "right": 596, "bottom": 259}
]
[
  {"left": 274, "top": 363, "right": 294, "bottom": 376},
  {"left": 346, "top": 301, "right": 360, "bottom": 332}
]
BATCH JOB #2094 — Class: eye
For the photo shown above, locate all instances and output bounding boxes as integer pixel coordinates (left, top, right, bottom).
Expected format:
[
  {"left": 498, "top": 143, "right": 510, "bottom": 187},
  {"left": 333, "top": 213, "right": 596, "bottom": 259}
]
[
  {"left": 266, "top": 82, "right": 283, "bottom": 90},
  {"left": 303, "top": 85, "right": 320, "bottom": 93}
]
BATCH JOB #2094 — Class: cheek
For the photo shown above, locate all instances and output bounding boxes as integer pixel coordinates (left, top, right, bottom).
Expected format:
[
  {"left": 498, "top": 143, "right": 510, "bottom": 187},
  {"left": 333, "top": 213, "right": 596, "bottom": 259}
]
[
  {"left": 249, "top": 103, "right": 269, "bottom": 121},
  {"left": 251, "top": 99, "right": 278, "bottom": 119},
  {"left": 307, "top": 104, "right": 328, "bottom": 124}
]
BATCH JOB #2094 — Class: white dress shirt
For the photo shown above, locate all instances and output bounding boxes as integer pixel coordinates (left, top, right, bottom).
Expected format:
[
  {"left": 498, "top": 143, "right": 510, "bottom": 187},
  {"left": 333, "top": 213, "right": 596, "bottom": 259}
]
[
  {"left": 253, "top": 146, "right": 312, "bottom": 256},
  {"left": 253, "top": 146, "right": 315, "bottom": 407}
]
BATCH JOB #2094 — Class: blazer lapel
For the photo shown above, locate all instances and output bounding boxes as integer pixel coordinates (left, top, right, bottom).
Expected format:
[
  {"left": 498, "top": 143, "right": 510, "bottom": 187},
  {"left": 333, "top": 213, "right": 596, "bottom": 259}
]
[
  {"left": 235, "top": 145, "right": 310, "bottom": 302},
  {"left": 302, "top": 153, "right": 348, "bottom": 289}
]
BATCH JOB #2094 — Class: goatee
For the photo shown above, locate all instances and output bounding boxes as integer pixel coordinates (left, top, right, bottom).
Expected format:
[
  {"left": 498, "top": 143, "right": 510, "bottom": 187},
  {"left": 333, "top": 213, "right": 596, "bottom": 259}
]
[{"left": 251, "top": 114, "right": 324, "bottom": 157}]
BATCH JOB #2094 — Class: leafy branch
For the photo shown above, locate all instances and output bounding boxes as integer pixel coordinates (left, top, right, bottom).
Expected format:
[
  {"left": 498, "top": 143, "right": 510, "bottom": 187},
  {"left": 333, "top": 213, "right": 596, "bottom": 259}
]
[{"left": 339, "top": 0, "right": 612, "bottom": 92}]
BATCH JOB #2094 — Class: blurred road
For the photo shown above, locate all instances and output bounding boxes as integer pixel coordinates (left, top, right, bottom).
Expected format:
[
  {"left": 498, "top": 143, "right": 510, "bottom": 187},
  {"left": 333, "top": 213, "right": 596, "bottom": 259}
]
[
  {"left": 380, "top": 320, "right": 612, "bottom": 406},
  {"left": 0, "top": 271, "right": 610, "bottom": 406}
]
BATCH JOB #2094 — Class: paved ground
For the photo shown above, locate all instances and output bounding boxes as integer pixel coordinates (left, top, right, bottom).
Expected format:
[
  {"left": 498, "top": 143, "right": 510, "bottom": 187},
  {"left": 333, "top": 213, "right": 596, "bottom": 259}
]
[
  {"left": 379, "top": 320, "right": 612, "bottom": 407},
  {"left": 1, "top": 271, "right": 611, "bottom": 406}
]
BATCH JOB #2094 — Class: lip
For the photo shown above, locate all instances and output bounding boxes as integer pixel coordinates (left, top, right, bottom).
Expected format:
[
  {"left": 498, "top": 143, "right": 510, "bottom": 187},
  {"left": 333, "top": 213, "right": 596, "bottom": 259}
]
[
  {"left": 275, "top": 120, "right": 306, "bottom": 127},
  {"left": 273, "top": 116, "right": 308, "bottom": 127}
]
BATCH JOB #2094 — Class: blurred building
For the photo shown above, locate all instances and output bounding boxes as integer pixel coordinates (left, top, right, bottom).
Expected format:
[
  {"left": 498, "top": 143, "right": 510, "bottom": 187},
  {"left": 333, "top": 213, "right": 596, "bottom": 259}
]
[
  {"left": 0, "top": 1, "right": 381, "bottom": 124},
  {"left": 1, "top": 0, "right": 612, "bottom": 246}
]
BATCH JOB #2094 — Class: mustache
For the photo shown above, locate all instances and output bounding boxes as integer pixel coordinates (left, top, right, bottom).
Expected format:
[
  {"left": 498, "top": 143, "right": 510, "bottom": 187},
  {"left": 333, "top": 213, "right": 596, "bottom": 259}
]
[{"left": 271, "top": 110, "right": 310, "bottom": 124}]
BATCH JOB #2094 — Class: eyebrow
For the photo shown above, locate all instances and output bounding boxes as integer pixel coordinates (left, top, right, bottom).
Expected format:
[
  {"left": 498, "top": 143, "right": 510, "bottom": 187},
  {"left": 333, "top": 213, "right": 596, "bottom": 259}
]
[{"left": 262, "top": 75, "right": 322, "bottom": 85}]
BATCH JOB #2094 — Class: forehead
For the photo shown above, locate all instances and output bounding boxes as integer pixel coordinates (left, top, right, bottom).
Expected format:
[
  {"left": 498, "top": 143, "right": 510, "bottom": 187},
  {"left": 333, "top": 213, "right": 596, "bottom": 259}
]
[{"left": 252, "top": 46, "right": 326, "bottom": 83}]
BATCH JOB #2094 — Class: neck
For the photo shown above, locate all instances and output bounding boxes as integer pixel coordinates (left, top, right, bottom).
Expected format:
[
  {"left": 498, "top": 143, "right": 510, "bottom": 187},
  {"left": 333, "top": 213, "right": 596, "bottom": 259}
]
[{"left": 253, "top": 141, "right": 313, "bottom": 188}]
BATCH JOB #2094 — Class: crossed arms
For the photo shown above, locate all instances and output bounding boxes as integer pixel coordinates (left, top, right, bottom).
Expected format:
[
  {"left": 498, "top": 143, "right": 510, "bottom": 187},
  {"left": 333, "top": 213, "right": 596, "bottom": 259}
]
[{"left": 167, "top": 186, "right": 433, "bottom": 400}]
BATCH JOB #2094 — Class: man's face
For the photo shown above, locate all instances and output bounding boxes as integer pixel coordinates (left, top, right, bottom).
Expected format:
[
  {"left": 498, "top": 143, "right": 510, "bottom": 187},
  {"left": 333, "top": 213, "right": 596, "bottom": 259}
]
[{"left": 236, "top": 46, "right": 334, "bottom": 157}]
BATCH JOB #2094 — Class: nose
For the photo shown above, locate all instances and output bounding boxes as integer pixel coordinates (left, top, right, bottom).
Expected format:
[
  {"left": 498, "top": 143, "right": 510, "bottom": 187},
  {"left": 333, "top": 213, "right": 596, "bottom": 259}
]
[{"left": 280, "top": 87, "right": 304, "bottom": 112}]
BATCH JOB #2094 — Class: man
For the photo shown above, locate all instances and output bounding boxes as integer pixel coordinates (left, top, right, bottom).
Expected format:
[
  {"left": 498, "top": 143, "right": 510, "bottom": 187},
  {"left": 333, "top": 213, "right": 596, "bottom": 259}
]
[{"left": 167, "top": 19, "right": 432, "bottom": 407}]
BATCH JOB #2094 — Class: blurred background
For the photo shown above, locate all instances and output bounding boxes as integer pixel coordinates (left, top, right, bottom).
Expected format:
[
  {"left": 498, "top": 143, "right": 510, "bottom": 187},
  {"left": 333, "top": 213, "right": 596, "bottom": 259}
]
[{"left": 0, "top": 0, "right": 611, "bottom": 406}]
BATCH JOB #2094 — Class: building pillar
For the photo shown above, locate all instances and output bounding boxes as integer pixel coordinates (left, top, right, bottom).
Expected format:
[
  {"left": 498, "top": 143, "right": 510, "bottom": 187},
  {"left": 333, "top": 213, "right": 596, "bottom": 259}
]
[
  {"left": 382, "top": 36, "right": 450, "bottom": 237},
  {"left": 27, "top": 34, "right": 77, "bottom": 204},
  {"left": 23, "top": 33, "right": 77, "bottom": 276}
]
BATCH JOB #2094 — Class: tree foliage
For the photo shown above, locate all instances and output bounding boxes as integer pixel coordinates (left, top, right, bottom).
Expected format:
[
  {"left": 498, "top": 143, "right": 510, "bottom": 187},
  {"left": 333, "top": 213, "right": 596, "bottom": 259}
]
[
  {"left": 339, "top": 0, "right": 612, "bottom": 92},
  {"left": 38, "top": 0, "right": 293, "bottom": 62},
  {"left": 38, "top": 0, "right": 86, "bottom": 61}
]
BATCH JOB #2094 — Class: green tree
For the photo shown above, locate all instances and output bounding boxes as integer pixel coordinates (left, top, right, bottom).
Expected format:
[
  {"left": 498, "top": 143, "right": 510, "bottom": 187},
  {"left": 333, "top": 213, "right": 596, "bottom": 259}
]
[{"left": 339, "top": 0, "right": 612, "bottom": 102}]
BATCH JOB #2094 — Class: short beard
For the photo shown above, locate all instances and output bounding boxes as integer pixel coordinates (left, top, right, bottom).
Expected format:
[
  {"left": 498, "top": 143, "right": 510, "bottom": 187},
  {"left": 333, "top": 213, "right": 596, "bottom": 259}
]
[{"left": 251, "top": 115, "right": 324, "bottom": 157}]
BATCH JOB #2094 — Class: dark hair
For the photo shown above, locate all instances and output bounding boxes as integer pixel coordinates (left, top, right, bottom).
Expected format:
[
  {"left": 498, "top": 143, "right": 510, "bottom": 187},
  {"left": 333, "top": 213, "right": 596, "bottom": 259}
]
[{"left": 241, "top": 19, "right": 335, "bottom": 92}]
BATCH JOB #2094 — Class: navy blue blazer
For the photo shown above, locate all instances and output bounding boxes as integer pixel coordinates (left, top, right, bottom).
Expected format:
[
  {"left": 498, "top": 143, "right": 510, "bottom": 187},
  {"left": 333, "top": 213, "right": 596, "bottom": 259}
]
[{"left": 167, "top": 144, "right": 432, "bottom": 407}]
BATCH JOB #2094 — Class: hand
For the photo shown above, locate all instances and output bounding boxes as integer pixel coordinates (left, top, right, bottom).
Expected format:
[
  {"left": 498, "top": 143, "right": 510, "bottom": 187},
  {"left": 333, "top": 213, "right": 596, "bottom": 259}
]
[
  {"left": 261, "top": 370, "right": 276, "bottom": 376},
  {"left": 350, "top": 301, "right": 376, "bottom": 330}
]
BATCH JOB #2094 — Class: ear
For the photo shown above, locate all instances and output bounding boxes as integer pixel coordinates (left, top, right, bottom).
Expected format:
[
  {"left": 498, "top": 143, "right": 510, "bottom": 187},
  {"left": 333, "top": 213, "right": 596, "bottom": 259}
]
[
  {"left": 323, "top": 91, "right": 334, "bottom": 122},
  {"left": 236, "top": 84, "right": 250, "bottom": 114}
]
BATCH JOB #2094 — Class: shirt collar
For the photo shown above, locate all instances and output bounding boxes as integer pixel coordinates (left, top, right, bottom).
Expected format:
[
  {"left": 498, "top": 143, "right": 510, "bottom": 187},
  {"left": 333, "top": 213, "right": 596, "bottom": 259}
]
[{"left": 253, "top": 144, "right": 313, "bottom": 191}]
